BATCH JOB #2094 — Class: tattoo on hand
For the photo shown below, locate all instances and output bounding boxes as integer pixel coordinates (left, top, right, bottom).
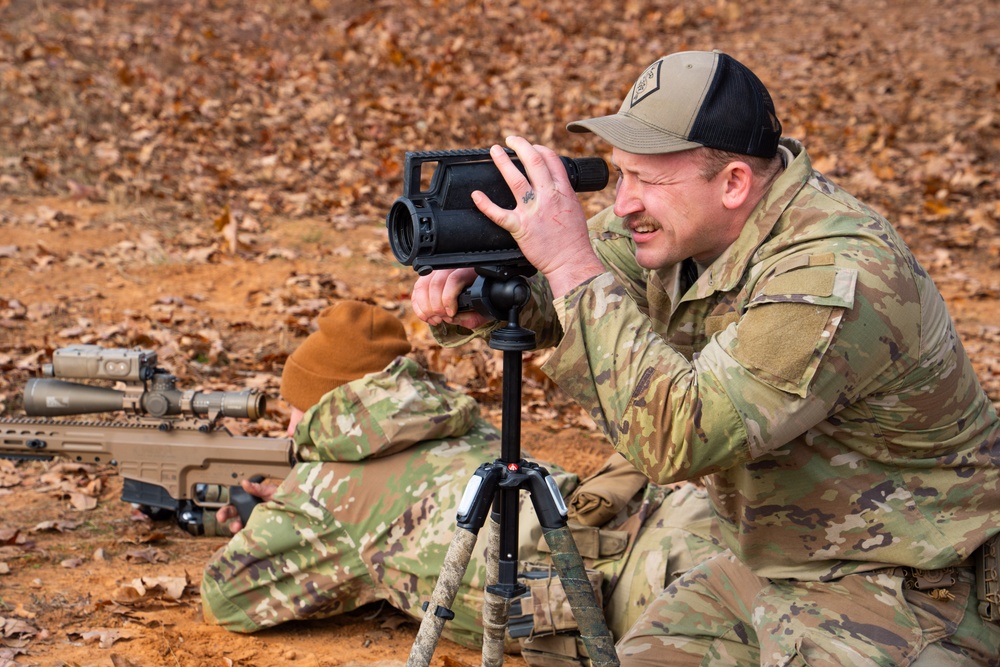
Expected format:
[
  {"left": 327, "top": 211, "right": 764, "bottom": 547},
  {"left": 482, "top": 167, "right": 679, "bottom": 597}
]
[{"left": 522, "top": 190, "right": 536, "bottom": 205}]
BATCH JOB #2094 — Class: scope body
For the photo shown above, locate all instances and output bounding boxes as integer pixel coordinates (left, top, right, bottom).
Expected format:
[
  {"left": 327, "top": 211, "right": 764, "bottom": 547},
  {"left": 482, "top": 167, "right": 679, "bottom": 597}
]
[
  {"left": 24, "top": 345, "right": 266, "bottom": 421},
  {"left": 24, "top": 377, "right": 266, "bottom": 420},
  {"left": 387, "top": 148, "right": 608, "bottom": 276}
]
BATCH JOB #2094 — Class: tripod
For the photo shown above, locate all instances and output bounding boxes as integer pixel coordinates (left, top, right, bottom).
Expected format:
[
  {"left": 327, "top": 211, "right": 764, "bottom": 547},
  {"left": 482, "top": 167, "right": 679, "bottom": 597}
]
[{"left": 407, "top": 270, "right": 619, "bottom": 667}]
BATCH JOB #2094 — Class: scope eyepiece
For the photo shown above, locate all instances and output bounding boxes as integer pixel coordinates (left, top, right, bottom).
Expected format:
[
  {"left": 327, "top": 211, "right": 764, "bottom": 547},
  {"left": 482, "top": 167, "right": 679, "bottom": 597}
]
[
  {"left": 188, "top": 388, "right": 267, "bottom": 421},
  {"left": 387, "top": 148, "right": 608, "bottom": 276}
]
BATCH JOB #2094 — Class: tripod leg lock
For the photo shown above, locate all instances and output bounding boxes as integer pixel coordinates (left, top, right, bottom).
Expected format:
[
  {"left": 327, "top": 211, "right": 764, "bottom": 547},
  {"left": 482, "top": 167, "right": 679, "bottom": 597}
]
[
  {"left": 421, "top": 601, "right": 456, "bottom": 620},
  {"left": 457, "top": 463, "right": 501, "bottom": 530},
  {"left": 516, "top": 461, "right": 569, "bottom": 530}
]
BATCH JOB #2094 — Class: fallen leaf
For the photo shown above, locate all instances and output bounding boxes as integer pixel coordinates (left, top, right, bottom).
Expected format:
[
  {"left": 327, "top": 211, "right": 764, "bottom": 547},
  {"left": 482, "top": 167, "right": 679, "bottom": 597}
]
[
  {"left": 0, "top": 616, "right": 38, "bottom": 642},
  {"left": 29, "top": 520, "right": 80, "bottom": 534},
  {"left": 123, "top": 548, "right": 170, "bottom": 564},
  {"left": 69, "top": 492, "right": 98, "bottom": 511},
  {"left": 67, "top": 628, "right": 137, "bottom": 649},
  {"left": 111, "top": 575, "right": 189, "bottom": 605}
]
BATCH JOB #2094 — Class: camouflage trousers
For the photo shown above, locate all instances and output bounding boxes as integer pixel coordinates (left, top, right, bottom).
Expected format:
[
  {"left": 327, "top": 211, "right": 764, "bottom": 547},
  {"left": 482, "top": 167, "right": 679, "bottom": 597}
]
[{"left": 617, "top": 550, "right": 1000, "bottom": 666}]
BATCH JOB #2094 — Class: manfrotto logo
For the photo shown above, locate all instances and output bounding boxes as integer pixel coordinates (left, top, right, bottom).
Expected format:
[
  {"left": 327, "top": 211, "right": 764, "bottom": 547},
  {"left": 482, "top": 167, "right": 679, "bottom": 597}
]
[{"left": 630, "top": 61, "right": 661, "bottom": 108}]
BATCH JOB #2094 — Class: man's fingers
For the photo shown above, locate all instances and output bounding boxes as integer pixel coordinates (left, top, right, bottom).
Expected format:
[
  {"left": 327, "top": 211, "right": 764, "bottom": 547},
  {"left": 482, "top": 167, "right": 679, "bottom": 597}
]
[
  {"left": 489, "top": 143, "right": 534, "bottom": 199},
  {"left": 418, "top": 269, "right": 466, "bottom": 319},
  {"left": 241, "top": 478, "right": 278, "bottom": 503},
  {"left": 412, "top": 272, "right": 448, "bottom": 324},
  {"left": 421, "top": 273, "right": 448, "bottom": 320},
  {"left": 476, "top": 138, "right": 568, "bottom": 238},
  {"left": 412, "top": 269, "right": 478, "bottom": 325},
  {"left": 411, "top": 274, "right": 432, "bottom": 321},
  {"left": 215, "top": 504, "right": 238, "bottom": 525},
  {"left": 444, "top": 269, "right": 478, "bottom": 306},
  {"left": 535, "top": 144, "right": 572, "bottom": 191},
  {"left": 470, "top": 147, "right": 523, "bottom": 236},
  {"left": 506, "top": 136, "right": 558, "bottom": 190}
]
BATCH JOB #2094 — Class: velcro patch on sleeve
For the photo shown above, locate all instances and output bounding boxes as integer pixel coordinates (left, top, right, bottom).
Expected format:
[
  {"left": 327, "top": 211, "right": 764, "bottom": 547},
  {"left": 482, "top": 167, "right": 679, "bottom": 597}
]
[
  {"left": 730, "top": 266, "right": 855, "bottom": 396},
  {"left": 746, "top": 266, "right": 857, "bottom": 310},
  {"left": 762, "top": 269, "right": 835, "bottom": 298},
  {"left": 731, "top": 301, "right": 835, "bottom": 386}
]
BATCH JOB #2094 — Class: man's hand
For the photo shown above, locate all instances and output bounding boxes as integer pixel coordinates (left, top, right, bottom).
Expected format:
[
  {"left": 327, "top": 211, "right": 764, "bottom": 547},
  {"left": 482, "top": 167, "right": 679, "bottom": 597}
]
[
  {"left": 214, "top": 477, "right": 279, "bottom": 535},
  {"left": 472, "top": 137, "right": 606, "bottom": 298},
  {"left": 411, "top": 267, "right": 491, "bottom": 329}
]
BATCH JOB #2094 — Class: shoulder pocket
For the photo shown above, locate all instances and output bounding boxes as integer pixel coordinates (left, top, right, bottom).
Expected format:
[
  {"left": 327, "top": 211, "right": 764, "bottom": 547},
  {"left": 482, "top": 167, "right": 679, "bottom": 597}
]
[{"left": 730, "top": 267, "right": 857, "bottom": 397}]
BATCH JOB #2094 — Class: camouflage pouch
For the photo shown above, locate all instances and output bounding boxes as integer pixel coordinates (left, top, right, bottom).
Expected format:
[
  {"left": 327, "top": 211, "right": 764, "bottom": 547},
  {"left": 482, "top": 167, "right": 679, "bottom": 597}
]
[
  {"left": 508, "top": 563, "right": 604, "bottom": 667},
  {"left": 198, "top": 506, "right": 235, "bottom": 538},
  {"left": 536, "top": 524, "right": 629, "bottom": 560},
  {"left": 520, "top": 634, "right": 590, "bottom": 667},
  {"left": 975, "top": 532, "right": 1000, "bottom": 623}
]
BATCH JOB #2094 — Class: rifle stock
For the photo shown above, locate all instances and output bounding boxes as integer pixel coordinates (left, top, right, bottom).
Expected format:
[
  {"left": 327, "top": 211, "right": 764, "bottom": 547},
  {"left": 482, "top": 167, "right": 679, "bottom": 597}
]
[{"left": 0, "top": 415, "right": 296, "bottom": 533}]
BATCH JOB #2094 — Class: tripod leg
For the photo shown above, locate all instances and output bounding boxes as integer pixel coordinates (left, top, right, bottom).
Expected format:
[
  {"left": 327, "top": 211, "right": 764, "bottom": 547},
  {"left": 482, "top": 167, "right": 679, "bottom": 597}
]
[
  {"left": 481, "top": 516, "right": 509, "bottom": 667},
  {"left": 407, "top": 526, "right": 480, "bottom": 667},
  {"left": 541, "top": 526, "right": 620, "bottom": 667}
]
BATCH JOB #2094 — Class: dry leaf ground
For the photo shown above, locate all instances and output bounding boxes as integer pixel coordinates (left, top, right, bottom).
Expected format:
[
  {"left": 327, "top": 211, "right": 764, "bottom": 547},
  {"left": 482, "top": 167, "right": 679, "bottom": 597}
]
[{"left": 1, "top": 0, "right": 999, "bottom": 666}]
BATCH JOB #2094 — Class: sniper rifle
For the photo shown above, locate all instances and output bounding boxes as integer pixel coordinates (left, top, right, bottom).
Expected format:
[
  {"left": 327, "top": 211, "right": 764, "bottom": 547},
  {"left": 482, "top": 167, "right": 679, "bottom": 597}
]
[{"left": 0, "top": 345, "right": 295, "bottom": 534}]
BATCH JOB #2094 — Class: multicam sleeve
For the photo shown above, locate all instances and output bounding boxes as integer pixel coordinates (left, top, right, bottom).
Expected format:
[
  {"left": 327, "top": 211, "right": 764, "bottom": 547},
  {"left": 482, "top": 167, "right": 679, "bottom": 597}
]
[
  {"left": 540, "top": 260, "right": 877, "bottom": 484},
  {"left": 541, "top": 273, "right": 749, "bottom": 484},
  {"left": 200, "top": 462, "right": 372, "bottom": 632}
]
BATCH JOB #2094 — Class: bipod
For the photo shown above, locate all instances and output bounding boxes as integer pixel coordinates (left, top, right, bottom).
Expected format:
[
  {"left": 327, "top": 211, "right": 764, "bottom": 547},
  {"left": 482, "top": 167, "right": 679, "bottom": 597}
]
[{"left": 407, "top": 270, "right": 619, "bottom": 667}]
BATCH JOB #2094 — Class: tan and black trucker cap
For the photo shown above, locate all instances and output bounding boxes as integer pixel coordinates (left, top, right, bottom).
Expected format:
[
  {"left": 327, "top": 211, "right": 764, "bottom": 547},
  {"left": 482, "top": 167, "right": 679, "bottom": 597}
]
[{"left": 567, "top": 50, "right": 782, "bottom": 158}]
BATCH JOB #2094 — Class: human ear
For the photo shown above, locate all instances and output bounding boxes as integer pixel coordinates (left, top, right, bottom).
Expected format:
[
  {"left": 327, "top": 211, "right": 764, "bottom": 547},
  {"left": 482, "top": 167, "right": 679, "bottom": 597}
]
[{"left": 720, "top": 162, "right": 753, "bottom": 210}]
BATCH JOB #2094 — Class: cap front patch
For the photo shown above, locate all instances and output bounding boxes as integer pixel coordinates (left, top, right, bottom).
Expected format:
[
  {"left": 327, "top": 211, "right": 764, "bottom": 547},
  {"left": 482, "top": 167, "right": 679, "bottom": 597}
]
[{"left": 630, "top": 61, "right": 661, "bottom": 108}]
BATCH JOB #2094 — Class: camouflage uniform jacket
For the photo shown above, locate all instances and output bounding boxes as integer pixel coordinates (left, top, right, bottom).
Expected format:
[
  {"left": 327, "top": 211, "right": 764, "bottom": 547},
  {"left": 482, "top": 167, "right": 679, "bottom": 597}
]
[
  {"left": 201, "top": 357, "right": 583, "bottom": 646},
  {"left": 447, "top": 139, "right": 1000, "bottom": 582}
]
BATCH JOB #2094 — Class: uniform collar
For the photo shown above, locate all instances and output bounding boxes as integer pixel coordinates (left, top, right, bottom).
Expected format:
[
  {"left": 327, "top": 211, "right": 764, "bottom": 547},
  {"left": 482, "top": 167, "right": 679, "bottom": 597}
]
[{"left": 674, "top": 138, "right": 812, "bottom": 300}]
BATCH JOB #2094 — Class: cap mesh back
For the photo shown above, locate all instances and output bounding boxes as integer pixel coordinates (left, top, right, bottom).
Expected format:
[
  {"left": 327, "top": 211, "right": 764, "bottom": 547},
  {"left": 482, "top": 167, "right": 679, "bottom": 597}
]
[{"left": 688, "top": 55, "right": 781, "bottom": 158}]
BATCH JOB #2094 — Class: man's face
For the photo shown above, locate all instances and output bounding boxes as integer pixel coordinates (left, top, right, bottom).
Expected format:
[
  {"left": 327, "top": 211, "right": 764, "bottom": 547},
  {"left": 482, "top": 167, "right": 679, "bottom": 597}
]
[{"left": 611, "top": 148, "right": 733, "bottom": 270}]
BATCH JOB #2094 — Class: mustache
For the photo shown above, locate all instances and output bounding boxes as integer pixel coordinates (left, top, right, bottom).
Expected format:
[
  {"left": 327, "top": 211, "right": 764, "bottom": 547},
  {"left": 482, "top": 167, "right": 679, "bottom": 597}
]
[{"left": 624, "top": 213, "right": 660, "bottom": 230}]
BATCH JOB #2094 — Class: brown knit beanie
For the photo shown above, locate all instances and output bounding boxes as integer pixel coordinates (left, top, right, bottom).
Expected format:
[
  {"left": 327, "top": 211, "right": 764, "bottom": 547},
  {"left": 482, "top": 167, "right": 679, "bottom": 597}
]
[{"left": 280, "top": 301, "right": 412, "bottom": 411}]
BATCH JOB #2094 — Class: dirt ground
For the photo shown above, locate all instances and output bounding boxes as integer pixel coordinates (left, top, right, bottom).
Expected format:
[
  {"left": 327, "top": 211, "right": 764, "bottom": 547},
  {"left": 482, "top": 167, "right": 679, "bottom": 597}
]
[{"left": 1, "top": 0, "right": 999, "bottom": 666}]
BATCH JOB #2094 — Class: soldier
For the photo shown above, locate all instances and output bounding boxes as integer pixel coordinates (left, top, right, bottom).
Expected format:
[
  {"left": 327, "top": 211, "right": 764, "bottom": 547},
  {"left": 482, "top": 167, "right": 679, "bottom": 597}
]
[
  {"left": 411, "top": 51, "right": 1000, "bottom": 664},
  {"left": 200, "top": 300, "right": 724, "bottom": 663}
]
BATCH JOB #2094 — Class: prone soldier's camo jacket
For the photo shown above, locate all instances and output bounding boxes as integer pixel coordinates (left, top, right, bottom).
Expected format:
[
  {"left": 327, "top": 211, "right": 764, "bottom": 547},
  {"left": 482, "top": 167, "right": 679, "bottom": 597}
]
[
  {"left": 201, "top": 357, "right": 543, "bottom": 646},
  {"left": 443, "top": 139, "right": 1000, "bottom": 582},
  {"left": 201, "top": 357, "right": 724, "bottom": 647}
]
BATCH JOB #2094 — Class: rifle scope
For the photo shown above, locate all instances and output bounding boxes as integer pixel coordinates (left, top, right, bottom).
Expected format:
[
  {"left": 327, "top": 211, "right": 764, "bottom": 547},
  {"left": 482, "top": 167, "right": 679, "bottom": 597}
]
[
  {"left": 23, "top": 377, "right": 266, "bottom": 420},
  {"left": 387, "top": 148, "right": 609, "bottom": 276}
]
